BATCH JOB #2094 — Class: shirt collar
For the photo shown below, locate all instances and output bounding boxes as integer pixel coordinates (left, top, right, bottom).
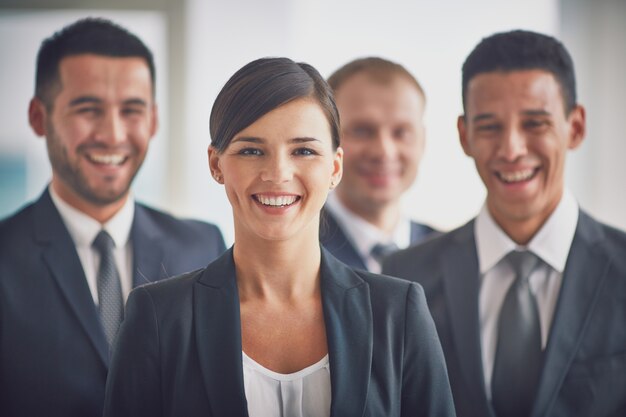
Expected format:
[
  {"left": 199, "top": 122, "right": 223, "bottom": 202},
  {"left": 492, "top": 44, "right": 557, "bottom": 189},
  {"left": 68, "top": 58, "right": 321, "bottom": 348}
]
[
  {"left": 325, "top": 192, "right": 410, "bottom": 256},
  {"left": 475, "top": 189, "right": 579, "bottom": 274},
  {"left": 49, "top": 185, "right": 135, "bottom": 249}
]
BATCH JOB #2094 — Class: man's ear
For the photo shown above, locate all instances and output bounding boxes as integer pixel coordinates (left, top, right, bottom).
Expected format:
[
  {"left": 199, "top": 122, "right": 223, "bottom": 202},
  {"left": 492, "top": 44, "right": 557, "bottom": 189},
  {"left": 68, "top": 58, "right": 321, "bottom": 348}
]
[
  {"left": 149, "top": 104, "right": 159, "bottom": 139},
  {"left": 28, "top": 97, "right": 47, "bottom": 137},
  {"left": 208, "top": 146, "right": 224, "bottom": 184},
  {"left": 567, "top": 104, "right": 586, "bottom": 150},
  {"left": 457, "top": 115, "right": 471, "bottom": 156}
]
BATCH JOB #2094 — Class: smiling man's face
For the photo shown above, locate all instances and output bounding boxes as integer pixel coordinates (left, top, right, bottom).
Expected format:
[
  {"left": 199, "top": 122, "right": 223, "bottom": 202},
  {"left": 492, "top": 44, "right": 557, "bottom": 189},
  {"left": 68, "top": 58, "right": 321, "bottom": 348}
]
[
  {"left": 30, "top": 54, "right": 157, "bottom": 220},
  {"left": 458, "top": 69, "right": 585, "bottom": 242}
]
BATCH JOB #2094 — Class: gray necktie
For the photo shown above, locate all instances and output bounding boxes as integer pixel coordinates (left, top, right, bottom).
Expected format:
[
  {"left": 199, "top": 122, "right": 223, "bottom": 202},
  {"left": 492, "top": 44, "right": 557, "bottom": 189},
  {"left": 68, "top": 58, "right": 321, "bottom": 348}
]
[
  {"left": 92, "top": 230, "right": 123, "bottom": 347},
  {"left": 370, "top": 242, "right": 399, "bottom": 264},
  {"left": 492, "top": 250, "right": 542, "bottom": 417}
]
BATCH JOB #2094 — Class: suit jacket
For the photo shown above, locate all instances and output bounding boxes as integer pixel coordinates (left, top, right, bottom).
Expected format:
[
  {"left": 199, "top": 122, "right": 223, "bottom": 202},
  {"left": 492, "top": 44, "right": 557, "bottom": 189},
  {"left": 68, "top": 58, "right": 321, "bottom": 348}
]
[
  {"left": 103, "top": 247, "right": 456, "bottom": 417},
  {"left": 0, "top": 189, "right": 226, "bottom": 417},
  {"left": 320, "top": 207, "right": 438, "bottom": 270},
  {"left": 382, "top": 210, "right": 626, "bottom": 417}
]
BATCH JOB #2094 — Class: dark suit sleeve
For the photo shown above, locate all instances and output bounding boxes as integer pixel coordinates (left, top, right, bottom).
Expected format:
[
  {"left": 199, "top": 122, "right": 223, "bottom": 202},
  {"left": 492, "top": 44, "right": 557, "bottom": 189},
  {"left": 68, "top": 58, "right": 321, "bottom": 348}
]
[
  {"left": 104, "top": 287, "right": 162, "bottom": 417},
  {"left": 401, "top": 283, "right": 455, "bottom": 417}
]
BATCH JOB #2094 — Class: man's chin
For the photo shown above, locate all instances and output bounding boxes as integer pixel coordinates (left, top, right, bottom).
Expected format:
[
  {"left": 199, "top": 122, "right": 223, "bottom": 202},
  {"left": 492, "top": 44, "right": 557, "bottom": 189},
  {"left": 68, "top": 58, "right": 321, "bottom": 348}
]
[{"left": 79, "top": 187, "right": 130, "bottom": 207}]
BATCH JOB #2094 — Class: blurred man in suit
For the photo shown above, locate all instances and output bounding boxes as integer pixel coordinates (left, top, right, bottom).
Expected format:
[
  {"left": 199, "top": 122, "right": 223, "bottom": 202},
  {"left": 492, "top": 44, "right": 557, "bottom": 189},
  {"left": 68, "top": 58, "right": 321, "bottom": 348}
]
[
  {"left": 0, "top": 18, "right": 226, "bottom": 417},
  {"left": 384, "top": 30, "right": 626, "bottom": 417},
  {"left": 321, "top": 57, "right": 437, "bottom": 272}
]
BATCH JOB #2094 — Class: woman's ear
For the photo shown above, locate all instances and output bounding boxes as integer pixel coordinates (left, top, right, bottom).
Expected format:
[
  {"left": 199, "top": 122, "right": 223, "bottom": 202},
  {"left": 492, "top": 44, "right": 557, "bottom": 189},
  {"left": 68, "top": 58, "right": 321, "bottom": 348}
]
[
  {"left": 330, "top": 147, "right": 343, "bottom": 189},
  {"left": 208, "top": 146, "right": 224, "bottom": 184}
]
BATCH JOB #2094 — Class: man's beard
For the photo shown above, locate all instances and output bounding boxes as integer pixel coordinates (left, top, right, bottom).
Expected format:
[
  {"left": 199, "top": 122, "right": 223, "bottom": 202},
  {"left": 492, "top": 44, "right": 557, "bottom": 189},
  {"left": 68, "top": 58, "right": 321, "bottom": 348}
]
[{"left": 45, "top": 122, "right": 139, "bottom": 206}]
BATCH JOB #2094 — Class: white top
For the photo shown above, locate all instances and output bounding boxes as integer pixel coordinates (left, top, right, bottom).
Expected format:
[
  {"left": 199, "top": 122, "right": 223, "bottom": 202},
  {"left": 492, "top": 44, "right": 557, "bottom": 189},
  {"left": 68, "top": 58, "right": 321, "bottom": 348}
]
[
  {"left": 242, "top": 352, "right": 331, "bottom": 417},
  {"left": 49, "top": 185, "right": 135, "bottom": 304},
  {"left": 475, "top": 189, "right": 579, "bottom": 398},
  {"left": 325, "top": 192, "right": 410, "bottom": 273}
]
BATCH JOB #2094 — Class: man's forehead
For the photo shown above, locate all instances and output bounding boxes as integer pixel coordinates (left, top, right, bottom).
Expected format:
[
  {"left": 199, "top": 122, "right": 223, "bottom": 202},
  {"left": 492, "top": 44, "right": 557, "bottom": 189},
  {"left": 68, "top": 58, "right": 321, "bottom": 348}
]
[
  {"left": 56, "top": 54, "right": 153, "bottom": 97},
  {"left": 465, "top": 69, "right": 565, "bottom": 113}
]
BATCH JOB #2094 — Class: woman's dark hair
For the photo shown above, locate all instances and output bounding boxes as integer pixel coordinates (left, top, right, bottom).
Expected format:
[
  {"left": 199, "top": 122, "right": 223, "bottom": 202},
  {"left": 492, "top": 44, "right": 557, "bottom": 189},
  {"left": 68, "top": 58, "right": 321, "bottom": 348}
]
[{"left": 209, "top": 57, "right": 340, "bottom": 153}]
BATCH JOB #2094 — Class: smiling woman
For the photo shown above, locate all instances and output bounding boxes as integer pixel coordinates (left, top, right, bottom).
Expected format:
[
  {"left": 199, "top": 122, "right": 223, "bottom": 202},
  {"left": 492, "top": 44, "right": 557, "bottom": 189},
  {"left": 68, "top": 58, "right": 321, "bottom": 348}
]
[{"left": 103, "top": 57, "right": 455, "bottom": 417}]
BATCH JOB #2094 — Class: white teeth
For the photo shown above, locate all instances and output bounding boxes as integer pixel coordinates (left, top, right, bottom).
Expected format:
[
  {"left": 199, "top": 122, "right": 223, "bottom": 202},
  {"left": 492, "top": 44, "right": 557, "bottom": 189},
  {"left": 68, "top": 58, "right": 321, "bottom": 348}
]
[
  {"left": 499, "top": 169, "right": 535, "bottom": 183},
  {"left": 256, "top": 195, "right": 298, "bottom": 207},
  {"left": 88, "top": 153, "right": 125, "bottom": 165}
]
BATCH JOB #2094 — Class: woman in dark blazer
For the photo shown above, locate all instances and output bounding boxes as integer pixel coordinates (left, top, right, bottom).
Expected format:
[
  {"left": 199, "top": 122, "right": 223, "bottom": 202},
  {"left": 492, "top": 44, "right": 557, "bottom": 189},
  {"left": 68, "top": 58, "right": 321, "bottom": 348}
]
[{"left": 104, "top": 57, "right": 455, "bottom": 417}]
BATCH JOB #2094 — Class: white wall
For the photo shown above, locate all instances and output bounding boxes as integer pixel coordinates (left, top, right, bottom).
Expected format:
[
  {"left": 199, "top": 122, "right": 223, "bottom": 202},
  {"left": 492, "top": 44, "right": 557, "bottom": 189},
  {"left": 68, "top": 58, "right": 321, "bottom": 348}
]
[
  {"left": 2, "top": 0, "right": 624, "bottom": 246},
  {"left": 175, "top": 0, "right": 559, "bottom": 244},
  {"left": 0, "top": 9, "right": 168, "bottom": 213}
]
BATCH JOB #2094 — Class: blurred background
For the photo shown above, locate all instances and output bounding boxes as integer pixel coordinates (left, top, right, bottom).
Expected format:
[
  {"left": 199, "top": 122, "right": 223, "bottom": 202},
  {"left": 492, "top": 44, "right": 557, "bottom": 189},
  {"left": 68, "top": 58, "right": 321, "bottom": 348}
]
[{"left": 1, "top": 0, "right": 624, "bottom": 245}]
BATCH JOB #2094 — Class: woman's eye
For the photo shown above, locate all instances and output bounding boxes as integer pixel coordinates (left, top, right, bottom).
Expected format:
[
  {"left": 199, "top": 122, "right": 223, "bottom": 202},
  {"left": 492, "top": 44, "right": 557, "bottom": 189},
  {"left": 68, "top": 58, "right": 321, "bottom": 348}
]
[
  {"left": 293, "top": 148, "right": 317, "bottom": 156},
  {"left": 238, "top": 148, "right": 263, "bottom": 156}
]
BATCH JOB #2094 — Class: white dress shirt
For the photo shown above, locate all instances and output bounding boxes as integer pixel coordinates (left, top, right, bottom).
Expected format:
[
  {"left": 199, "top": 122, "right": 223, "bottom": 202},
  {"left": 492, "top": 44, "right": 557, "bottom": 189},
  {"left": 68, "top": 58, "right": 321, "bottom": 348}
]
[
  {"left": 475, "top": 190, "right": 579, "bottom": 398},
  {"left": 242, "top": 352, "right": 331, "bottom": 417},
  {"left": 325, "top": 192, "right": 410, "bottom": 273},
  {"left": 49, "top": 186, "right": 135, "bottom": 304}
]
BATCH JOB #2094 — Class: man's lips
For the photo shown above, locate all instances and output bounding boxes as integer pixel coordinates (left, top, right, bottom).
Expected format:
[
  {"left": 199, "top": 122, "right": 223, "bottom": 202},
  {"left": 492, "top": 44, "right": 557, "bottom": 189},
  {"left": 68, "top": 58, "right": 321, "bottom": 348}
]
[
  {"left": 495, "top": 167, "right": 540, "bottom": 184},
  {"left": 85, "top": 152, "right": 128, "bottom": 166}
]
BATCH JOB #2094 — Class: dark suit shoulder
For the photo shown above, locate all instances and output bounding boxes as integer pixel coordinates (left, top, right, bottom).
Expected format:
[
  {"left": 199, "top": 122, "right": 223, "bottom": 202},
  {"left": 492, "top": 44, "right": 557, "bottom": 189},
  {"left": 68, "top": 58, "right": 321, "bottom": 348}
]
[
  {"left": 137, "top": 268, "right": 203, "bottom": 298},
  {"left": 135, "top": 203, "right": 224, "bottom": 243},
  {"left": 586, "top": 214, "right": 626, "bottom": 274},
  {"left": 0, "top": 200, "right": 36, "bottom": 242},
  {"left": 131, "top": 268, "right": 203, "bottom": 318},
  {"left": 385, "top": 223, "right": 469, "bottom": 274}
]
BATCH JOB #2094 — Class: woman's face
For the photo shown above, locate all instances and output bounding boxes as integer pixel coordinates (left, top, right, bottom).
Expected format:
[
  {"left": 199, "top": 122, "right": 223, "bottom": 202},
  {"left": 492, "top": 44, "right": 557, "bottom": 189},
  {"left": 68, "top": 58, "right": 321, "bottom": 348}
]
[{"left": 209, "top": 98, "right": 343, "bottom": 242}]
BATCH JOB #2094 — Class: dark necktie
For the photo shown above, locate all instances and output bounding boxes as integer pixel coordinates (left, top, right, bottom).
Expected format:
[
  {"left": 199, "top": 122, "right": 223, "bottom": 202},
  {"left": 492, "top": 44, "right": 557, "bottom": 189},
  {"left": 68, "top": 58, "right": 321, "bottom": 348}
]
[
  {"left": 492, "top": 250, "right": 542, "bottom": 417},
  {"left": 92, "top": 230, "right": 123, "bottom": 347},
  {"left": 370, "top": 242, "right": 399, "bottom": 264}
]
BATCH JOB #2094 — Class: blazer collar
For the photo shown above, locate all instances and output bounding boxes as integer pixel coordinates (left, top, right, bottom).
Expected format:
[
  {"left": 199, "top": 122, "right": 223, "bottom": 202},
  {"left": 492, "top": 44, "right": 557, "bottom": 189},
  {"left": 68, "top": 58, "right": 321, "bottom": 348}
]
[
  {"left": 192, "top": 247, "right": 373, "bottom": 417},
  {"left": 130, "top": 204, "right": 166, "bottom": 287},
  {"left": 441, "top": 220, "right": 494, "bottom": 417},
  {"left": 531, "top": 210, "right": 611, "bottom": 417},
  {"left": 320, "top": 248, "right": 373, "bottom": 417},
  {"left": 320, "top": 208, "right": 368, "bottom": 270},
  {"left": 33, "top": 189, "right": 109, "bottom": 367}
]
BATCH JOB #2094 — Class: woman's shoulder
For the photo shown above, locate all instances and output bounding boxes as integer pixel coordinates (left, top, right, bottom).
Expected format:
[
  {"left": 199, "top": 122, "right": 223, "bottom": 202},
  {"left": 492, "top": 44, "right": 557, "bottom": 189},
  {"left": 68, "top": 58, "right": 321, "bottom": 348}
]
[
  {"left": 352, "top": 268, "right": 425, "bottom": 298},
  {"left": 132, "top": 268, "right": 204, "bottom": 303}
]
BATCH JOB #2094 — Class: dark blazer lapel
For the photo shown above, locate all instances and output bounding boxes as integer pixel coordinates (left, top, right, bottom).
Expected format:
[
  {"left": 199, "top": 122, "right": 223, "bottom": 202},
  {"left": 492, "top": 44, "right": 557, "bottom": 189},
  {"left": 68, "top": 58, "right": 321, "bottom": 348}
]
[
  {"left": 441, "top": 221, "right": 493, "bottom": 416},
  {"left": 34, "top": 190, "right": 108, "bottom": 366},
  {"left": 409, "top": 221, "right": 434, "bottom": 244},
  {"left": 320, "top": 208, "right": 368, "bottom": 270},
  {"left": 193, "top": 248, "right": 249, "bottom": 417},
  {"left": 320, "top": 249, "right": 373, "bottom": 417},
  {"left": 532, "top": 211, "right": 611, "bottom": 417},
  {"left": 130, "top": 204, "right": 165, "bottom": 287}
]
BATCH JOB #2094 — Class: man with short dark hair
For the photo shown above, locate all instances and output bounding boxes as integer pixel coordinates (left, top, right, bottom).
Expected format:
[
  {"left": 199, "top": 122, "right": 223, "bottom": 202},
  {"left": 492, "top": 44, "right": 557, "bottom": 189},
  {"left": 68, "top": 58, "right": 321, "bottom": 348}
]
[
  {"left": 321, "top": 57, "right": 437, "bottom": 272},
  {"left": 0, "top": 18, "right": 226, "bottom": 417},
  {"left": 384, "top": 30, "right": 626, "bottom": 417}
]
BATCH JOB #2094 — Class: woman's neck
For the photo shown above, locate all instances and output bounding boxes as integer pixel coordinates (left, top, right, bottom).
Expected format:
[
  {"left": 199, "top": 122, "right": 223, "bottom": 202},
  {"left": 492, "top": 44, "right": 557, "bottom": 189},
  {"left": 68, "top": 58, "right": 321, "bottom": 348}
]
[{"left": 233, "top": 230, "right": 322, "bottom": 302}]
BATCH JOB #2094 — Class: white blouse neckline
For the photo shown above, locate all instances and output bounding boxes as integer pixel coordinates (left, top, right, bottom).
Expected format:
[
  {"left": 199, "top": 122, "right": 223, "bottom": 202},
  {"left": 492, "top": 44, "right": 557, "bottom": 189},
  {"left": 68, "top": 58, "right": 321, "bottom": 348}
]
[{"left": 242, "top": 351, "right": 329, "bottom": 382}]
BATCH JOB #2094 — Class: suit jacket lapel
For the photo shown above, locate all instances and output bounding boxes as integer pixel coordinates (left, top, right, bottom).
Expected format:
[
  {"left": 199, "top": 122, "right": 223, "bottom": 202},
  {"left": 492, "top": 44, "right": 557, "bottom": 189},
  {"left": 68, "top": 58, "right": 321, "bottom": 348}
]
[
  {"left": 532, "top": 211, "right": 611, "bottom": 417},
  {"left": 130, "top": 204, "right": 165, "bottom": 287},
  {"left": 34, "top": 190, "right": 109, "bottom": 366},
  {"left": 441, "top": 221, "right": 494, "bottom": 416},
  {"left": 320, "top": 209, "right": 368, "bottom": 270},
  {"left": 409, "top": 221, "right": 432, "bottom": 244},
  {"left": 320, "top": 249, "right": 373, "bottom": 417},
  {"left": 194, "top": 249, "right": 249, "bottom": 417}
]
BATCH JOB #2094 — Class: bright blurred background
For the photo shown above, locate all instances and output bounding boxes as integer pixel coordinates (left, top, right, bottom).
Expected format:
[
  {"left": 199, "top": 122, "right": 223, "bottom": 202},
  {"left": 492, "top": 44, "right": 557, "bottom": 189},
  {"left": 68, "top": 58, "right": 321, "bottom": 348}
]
[{"left": 1, "top": 0, "right": 624, "bottom": 245}]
